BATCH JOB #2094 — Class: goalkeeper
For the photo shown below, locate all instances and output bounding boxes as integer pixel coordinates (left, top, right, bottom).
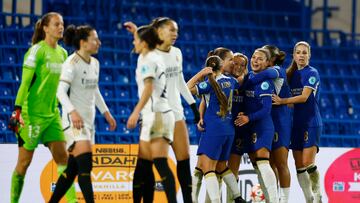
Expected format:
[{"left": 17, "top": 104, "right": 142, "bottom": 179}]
[{"left": 8, "top": 12, "right": 77, "bottom": 203}]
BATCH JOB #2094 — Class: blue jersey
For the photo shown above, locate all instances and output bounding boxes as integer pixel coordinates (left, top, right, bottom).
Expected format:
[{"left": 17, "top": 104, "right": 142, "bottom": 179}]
[
  {"left": 196, "top": 74, "right": 237, "bottom": 136},
  {"left": 231, "top": 82, "right": 246, "bottom": 155},
  {"left": 271, "top": 66, "right": 291, "bottom": 128},
  {"left": 196, "top": 74, "right": 237, "bottom": 160},
  {"left": 244, "top": 66, "right": 291, "bottom": 125},
  {"left": 290, "top": 65, "right": 322, "bottom": 128},
  {"left": 231, "top": 84, "right": 244, "bottom": 121},
  {"left": 243, "top": 72, "right": 275, "bottom": 152},
  {"left": 244, "top": 72, "right": 274, "bottom": 131}
]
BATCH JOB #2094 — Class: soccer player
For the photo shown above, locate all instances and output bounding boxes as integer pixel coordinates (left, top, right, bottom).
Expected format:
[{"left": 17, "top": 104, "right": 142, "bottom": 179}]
[
  {"left": 234, "top": 48, "right": 278, "bottom": 203},
  {"left": 8, "top": 12, "right": 76, "bottom": 203},
  {"left": 195, "top": 48, "right": 246, "bottom": 203},
  {"left": 227, "top": 53, "right": 249, "bottom": 203},
  {"left": 124, "top": 18, "right": 199, "bottom": 203},
  {"left": 243, "top": 45, "right": 291, "bottom": 202},
  {"left": 48, "top": 25, "right": 116, "bottom": 203},
  {"left": 188, "top": 55, "right": 240, "bottom": 203},
  {"left": 273, "top": 41, "right": 322, "bottom": 203},
  {"left": 126, "top": 25, "right": 177, "bottom": 203}
]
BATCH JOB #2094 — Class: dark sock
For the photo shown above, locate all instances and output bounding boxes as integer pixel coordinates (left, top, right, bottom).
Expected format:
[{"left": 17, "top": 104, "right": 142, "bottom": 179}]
[
  {"left": 177, "top": 159, "right": 192, "bottom": 203},
  {"left": 49, "top": 155, "right": 78, "bottom": 203},
  {"left": 142, "top": 160, "right": 155, "bottom": 203},
  {"left": 75, "top": 152, "right": 94, "bottom": 203},
  {"left": 133, "top": 158, "right": 154, "bottom": 203},
  {"left": 153, "top": 158, "right": 177, "bottom": 203}
]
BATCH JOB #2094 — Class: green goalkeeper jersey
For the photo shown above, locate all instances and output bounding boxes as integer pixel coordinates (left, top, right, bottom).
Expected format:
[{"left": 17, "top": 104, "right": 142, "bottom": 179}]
[{"left": 15, "top": 40, "right": 68, "bottom": 117}]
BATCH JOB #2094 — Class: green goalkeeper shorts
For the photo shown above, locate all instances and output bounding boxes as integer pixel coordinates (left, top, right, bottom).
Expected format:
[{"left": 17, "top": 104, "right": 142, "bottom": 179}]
[{"left": 18, "top": 112, "right": 65, "bottom": 150}]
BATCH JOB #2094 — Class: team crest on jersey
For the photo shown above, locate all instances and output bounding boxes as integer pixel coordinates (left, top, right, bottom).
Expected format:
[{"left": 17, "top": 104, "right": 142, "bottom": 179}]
[
  {"left": 273, "top": 132, "right": 279, "bottom": 142},
  {"left": 309, "top": 76, "right": 316, "bottom": 85},
  {"left": 252, "top": 133, "right": 257, "bottom": 144},
  {"left": 304, "top": 131, "right": 309, "bottom": 142},
  {"left": 199, "top": 82, "right": 208, "bottom": 89},
  {"left": 261, "top": 81, "right": 269, "bottom": 90}
]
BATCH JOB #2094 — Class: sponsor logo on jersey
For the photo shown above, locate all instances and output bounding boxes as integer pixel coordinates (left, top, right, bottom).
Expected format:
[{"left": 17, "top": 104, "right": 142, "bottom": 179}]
[
  {"left": 46, "top": 62, "right": 62, "bottom": 73},
  {"left": 165, "top": 66, "right": 180, "bottom": 78},
  {"left": 261, "top": 81, "right": 269, "bottom": 90},
  {"left": 291, "top": 88, "right": 303, "bottom": 96},
  {"left": 82, "top": 78, "right": 98, "bottom": 89},
  {"left": 245, "top": 90, "right": 255, "bottom": 97}
]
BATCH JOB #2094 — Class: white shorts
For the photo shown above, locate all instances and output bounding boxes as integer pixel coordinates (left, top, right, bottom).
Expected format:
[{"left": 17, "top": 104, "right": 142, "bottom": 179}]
[
  {"left": 140, "top": 111, "right": 175, "bottom": 143},
  {"left": 173, "top": 109, "right": 185, "bottom": 122},
  {"left": 64, "top": 124, "right": 95, "bottom": 150}
]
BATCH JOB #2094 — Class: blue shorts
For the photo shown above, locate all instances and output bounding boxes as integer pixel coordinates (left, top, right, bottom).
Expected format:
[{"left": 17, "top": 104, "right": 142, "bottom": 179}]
[
  {"left": 272, "top": 124, "right": 291, "bottom": 150},
  {"left": 230, "top": 125, "right": 248, "bottom": 156},
  {"left": 289, "top": 126, "right": 321, "bottom": 151},
  {"left": 197, "top": 134, "right": 234, "bottom": 161},
  {"left": 244, "top": 127, "right": 274, "bottom": 153}
]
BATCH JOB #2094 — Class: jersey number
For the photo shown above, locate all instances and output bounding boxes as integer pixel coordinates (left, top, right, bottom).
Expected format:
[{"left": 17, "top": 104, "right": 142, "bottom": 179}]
[{"left": 227, "top": 90, "right": 233, "bottom": 111}]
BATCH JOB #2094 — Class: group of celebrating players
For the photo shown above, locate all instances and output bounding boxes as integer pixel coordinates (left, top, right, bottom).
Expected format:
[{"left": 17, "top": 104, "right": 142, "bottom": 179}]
[{"left": 9, "top": 11, "right": 322, "bottom": 203}]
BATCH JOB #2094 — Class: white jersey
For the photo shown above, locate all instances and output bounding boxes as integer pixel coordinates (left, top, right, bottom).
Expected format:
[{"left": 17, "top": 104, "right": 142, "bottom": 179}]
[
  {"left": 58, "top": 53, "right": 108, "bottom": 130},
  {"left": 155, "top": 47, "right": 195, "bottom": 115},
  {"left": 136, "top": 50, "right": 171, "bottom": 114}
]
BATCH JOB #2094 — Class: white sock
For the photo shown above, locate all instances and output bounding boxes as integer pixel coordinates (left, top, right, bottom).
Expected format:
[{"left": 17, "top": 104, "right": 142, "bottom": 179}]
[
  {"left": 307, "top": 164, "right": 322, "bottom": 203},
  {"left": 257, "top": 160, "right": 279, "bottom": 203},
  {"left": 226, "top": 186, "right": 234, "bottom": 203},
  {"left": 205, "top": 191, "right": 211, "bottom": 203},
  {"left": 254, "top": 165, "right": 269, "bottom": 200},
  {"left": 205, "top": 173, "right": 222, "bottom": 203},
  {"left": 279, "top": 187, "right": 290, "bottom": 203},
  {"left": 297, "top": 167, "right": 314, "bottom": 203},
  {"left": 192, "top": 167, "right": 203, "bottom": 203},
  {"left": 221, "top": 168, "right": 241, "bottom": 199},
  {"left": 204, "top": 172, "right": 221, "bottom": 203}
]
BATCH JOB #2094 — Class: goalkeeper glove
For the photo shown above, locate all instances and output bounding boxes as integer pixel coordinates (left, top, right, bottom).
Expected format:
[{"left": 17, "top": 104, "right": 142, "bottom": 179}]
[{"left": 8, "top": 106, "right": 21, "bottom": 133}]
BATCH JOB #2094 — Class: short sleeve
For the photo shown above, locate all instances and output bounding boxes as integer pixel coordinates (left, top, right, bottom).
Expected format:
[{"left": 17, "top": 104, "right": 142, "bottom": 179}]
[
  {"left": 196, "top": 81, "right": 211, "bottom": 95},
  {"left": 257, "top": 80, "right": 273, "bottom": 97},
  {"left": 140, "top": 60, "right": 157, "bottom": 81},
  {"left": 303, "top": 70, "right": 320, "bottom": 91}
]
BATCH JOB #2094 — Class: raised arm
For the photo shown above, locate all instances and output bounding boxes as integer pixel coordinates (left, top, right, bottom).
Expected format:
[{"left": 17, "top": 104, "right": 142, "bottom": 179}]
[{"left": 187, "top": 67, "right": 213, "bottom": 95}]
